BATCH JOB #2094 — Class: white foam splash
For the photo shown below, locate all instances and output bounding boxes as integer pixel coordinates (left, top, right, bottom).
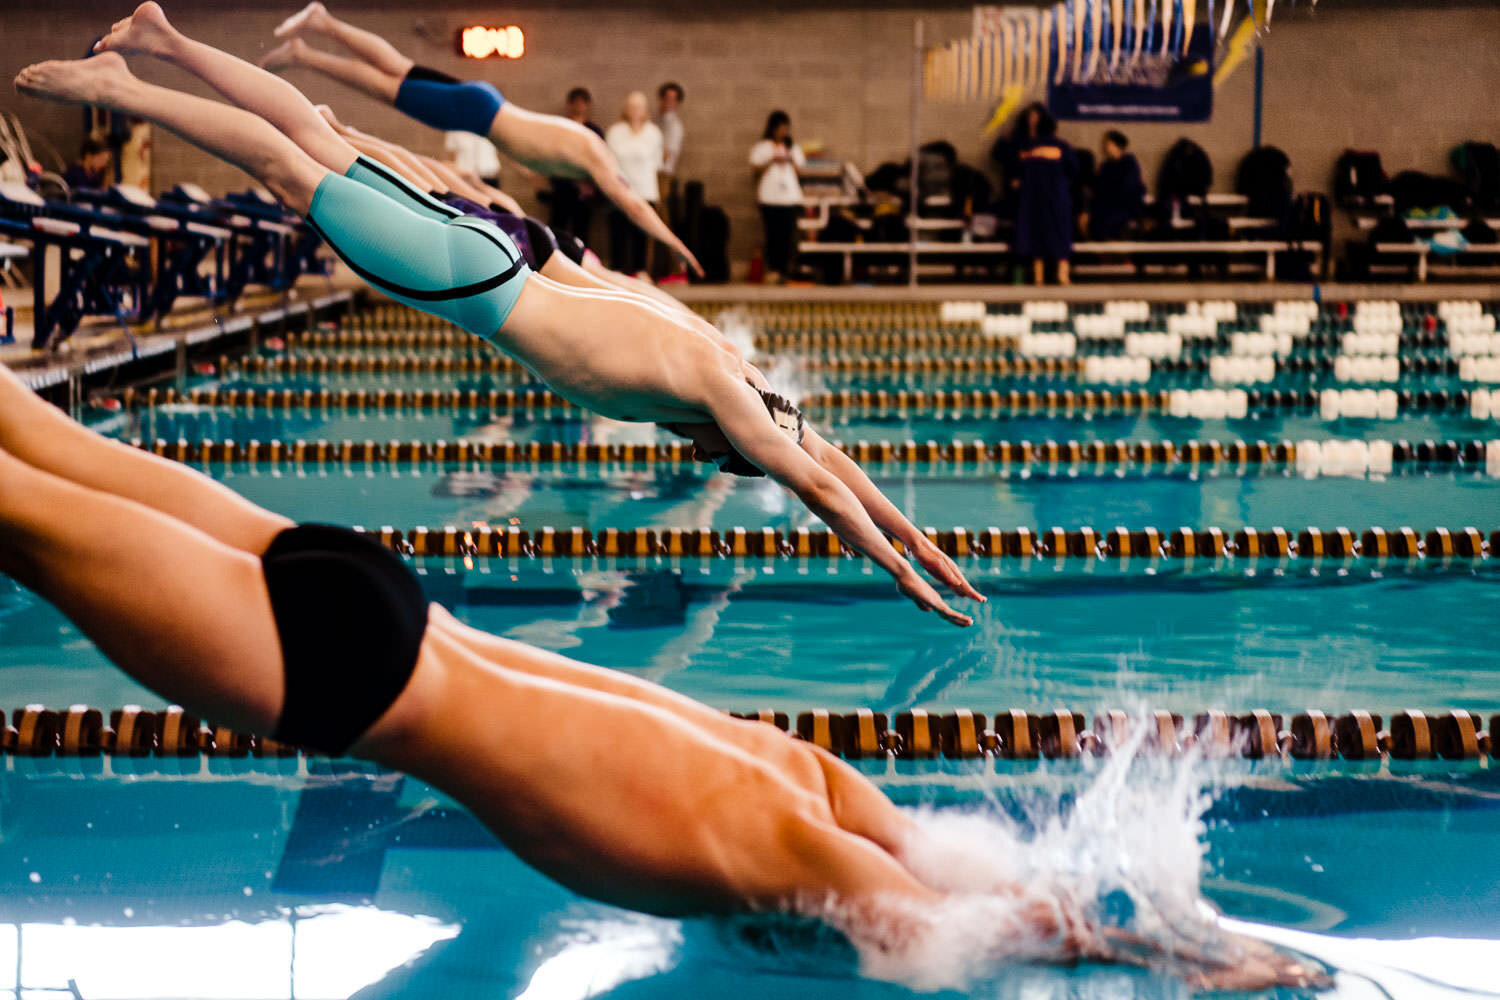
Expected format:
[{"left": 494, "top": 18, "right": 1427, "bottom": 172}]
[
  {"left": 714, "top": 307, "right": 760, "bottom": 363},
  {"left": 829, "top": 726, "right": 1246, "bottom": 992}
]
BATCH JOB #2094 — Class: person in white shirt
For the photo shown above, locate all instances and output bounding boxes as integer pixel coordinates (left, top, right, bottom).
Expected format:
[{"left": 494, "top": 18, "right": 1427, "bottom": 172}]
[
  {"left": 657, "top": 82, "right": 684, "bottom": 178},
  {"left": 749, "top": 110, "right": 805, "bottom": 281},
  {"left": 442, "top": 129, "right": 500, "bottom": 186},
  {"left": 605, "top": 91, "right": 663, "bottom": 276}
]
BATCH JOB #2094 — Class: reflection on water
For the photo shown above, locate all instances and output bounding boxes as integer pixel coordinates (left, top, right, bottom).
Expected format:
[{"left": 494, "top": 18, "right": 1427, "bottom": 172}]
[{"left": 0, "top": 905, "right": 457, "bottom": 1000}]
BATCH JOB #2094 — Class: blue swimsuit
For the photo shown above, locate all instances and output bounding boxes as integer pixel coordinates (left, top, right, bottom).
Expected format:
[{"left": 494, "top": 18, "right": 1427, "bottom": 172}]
[{"left": 393, "top": 64, "right": 506, "bottom": 136}]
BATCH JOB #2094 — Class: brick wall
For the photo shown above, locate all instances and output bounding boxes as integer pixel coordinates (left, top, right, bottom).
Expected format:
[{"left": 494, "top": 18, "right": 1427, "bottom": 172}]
[{"left": 3, "top": 1, "right": 1497, "bottom": 277}]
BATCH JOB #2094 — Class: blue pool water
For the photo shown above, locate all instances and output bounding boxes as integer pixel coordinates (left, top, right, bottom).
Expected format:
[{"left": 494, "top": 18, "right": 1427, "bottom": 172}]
[{"left": 6, "top": 314, "right": 1500, "bottom": 999}]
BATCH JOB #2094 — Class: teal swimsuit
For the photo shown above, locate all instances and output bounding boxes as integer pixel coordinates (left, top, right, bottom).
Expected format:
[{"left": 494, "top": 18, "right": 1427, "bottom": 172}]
[{"left": 305, "top": 157, "right": 532, "bottom": 337}]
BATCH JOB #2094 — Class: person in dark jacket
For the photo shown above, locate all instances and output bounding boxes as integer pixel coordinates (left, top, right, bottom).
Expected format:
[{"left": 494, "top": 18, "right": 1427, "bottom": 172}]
[
  {"left": 1007, "top": 103, "right": 1076, "bottom": 284},
  {"left": 1087, "top": 130, "right": 1145, "bottom": 239},
  {"left": 61, "top": 134, "right": 112, "bottom": 191}
]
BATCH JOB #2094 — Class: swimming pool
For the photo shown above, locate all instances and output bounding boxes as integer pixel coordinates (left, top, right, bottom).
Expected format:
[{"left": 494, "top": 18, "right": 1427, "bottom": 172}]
[{"left": 6, "top": 297, "right": 1500, "bottom": 998}]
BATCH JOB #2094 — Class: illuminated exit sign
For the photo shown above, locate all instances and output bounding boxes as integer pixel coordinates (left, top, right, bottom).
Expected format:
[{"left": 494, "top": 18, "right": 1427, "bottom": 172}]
[{"left": 459, "top": 25, "right": 525, "bottom": 59}]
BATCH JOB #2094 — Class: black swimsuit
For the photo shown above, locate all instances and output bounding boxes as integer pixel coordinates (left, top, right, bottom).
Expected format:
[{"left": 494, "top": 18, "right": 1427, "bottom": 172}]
[{"left": 261, "top": 524, "right": 428, "bottom": 755}]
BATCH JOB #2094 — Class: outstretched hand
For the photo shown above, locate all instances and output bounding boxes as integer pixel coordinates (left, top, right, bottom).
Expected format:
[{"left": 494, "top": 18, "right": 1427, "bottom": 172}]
[
  {"left": 678, "top": 245, "right": 705, "bottom": 278},
  {"left": 911, "top": 538, "right": 985, "bottom": 604},
  {"left": 897, "top": 572, "right": 973, "bottom": 628}
]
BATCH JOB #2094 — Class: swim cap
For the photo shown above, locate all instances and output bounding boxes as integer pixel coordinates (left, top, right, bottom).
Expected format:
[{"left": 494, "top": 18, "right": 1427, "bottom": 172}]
[{"left": 716, "top": 389, "right": 805, "bottom": 477}]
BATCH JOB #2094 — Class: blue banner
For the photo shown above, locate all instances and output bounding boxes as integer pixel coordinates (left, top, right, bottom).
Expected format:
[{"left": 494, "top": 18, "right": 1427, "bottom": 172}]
[{"left": 1048, "top": 24, "right": 1213, "bottom": 122}]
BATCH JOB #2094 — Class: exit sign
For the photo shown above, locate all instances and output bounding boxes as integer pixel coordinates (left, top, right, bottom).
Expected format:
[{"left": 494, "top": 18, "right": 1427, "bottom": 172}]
[{"left": 459, "top": 25, "right": 525, "bottom": 59}]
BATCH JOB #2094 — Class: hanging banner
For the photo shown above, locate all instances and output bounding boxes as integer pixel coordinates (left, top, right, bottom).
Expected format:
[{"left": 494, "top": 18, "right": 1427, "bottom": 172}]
[{"left": 1046, "top": 22, "right": 1213, "bottom": 121}]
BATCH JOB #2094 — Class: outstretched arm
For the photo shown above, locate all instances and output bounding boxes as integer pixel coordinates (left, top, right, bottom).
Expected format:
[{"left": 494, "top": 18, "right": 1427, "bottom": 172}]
[
  {"left": 801, "top": 429, "right": 984, "bottom": 604},
  {"left": 589, "top": 151, "right": 704, "bottom": 276},
  {"left": 701, "top": 374, "right": 973, "bottom": 626}
]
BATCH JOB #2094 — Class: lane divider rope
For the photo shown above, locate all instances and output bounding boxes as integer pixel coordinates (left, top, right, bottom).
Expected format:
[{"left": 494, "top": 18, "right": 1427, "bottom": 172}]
[
  {"left": 240, "top": 351, "right": 1488, "bottom": 381},
  {"left": 318, "top": 523, "right": 1495, "bottom": 561},
  {"left": 119, "top": 385, "right": 1489, "bottom": 419},
  {"left": 4, "top": 705, "right": 1491, "bottom": 763},
  {"left": 130, "top": 435, "right": 1500, "bottom": 474}
]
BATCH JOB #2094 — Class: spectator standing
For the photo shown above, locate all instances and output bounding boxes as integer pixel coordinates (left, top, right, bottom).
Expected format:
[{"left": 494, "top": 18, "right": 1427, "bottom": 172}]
[
  {"left": 749, "top": 110, "right": 805, "bottom": 282},
  {"left": 1008, "top": 103, "right": 1076, "bottom": 285},
  {"left": 62, "top": 134, "right": 112, "bottom": 191},
  {"left": 605, "top": 91, "right": 664, "bottom": 276},
  {"left": 655, "top": 82, "right": 686, "bottom": 280},
  {"left": 657, "top": 82, "right": 685, "bottom": 180},
  {"left": 547, "top": 87, "right": 604, "bottom": 243},
  {"left": 1087, "top": 130, "right": 1145, "bottom": 239}
]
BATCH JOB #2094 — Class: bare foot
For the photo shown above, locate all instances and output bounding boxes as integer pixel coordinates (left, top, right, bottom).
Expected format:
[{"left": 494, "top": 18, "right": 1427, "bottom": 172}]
[
  {"left": 257, "top": 36, "right": 306, "bottom": 72},
  {"left": 93, "top": 1, "right": 178, "bottom": 58},
  {"left": 14, "top": 52, "right": 133, "bottom": 109},
  {"left": 273, "top": 1, "right": 330, "bottom": 39}
]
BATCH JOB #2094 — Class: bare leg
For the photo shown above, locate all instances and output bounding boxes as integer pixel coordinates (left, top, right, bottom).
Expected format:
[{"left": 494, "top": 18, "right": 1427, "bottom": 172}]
[
  {"left": 420, "top": 154, "right": 501, "bottom": 206},
  {"left": 319, "top": 110, "right": 447, "bottom": 191},
  {"left": 0, "top": 449, "right": 284, "bottom": 733},
  {"left": 0, "top": 365, "right": 288, "bottom": 552},
  {"left": 15, "top": 53, "right": 332, "bottom": 215},
  {"left": 261, "top": 36, "right": 403, "bottom": 104},
  {"left": 274, "top": 1, "right": 413, "bottom": 78},
  {"left": 439, "top": 162, "right": 525, "bottom": 216},
  {"left": 1058, "top": 258, "right": 1071, "bottom": 285},
  {"left": 98, "top": 2, "right": 359, "bottom": 177}
]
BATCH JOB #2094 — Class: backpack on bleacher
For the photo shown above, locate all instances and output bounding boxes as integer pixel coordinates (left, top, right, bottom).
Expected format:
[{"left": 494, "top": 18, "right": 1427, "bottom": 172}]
[
  {"left": 819, "top": 211, "right": 861, "bottom": 244},
  {"left": 1332, "top": 150, "right": 1387, "bottom": 207},
  {"left": 1156, "top": 138, "right": 1213, "bottom": 205},
  {"left": 1236, "top": 146, "right": 1294, "bottom": 221},
  {"left": 1452, "top": 141, "right": 1500, "bottom": 212},
  {"left": 1461, "top": 216, "right": 1498, "bottom": 245},
  {"left": 1153, "top": 139, "right": 1212, "bottom": 235},
  {"left": 1286, "top": 192, "right": 1330, "bottom": 243},
  {"left": 1388, "top": 171, "right": 1471, "bottom": 215}
]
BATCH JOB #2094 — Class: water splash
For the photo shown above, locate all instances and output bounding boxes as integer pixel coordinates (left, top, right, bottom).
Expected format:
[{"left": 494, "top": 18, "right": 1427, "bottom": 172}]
[
  {"left": 714, "top": 307, "right": 760, "bottom": 363},
  {"left": 776, "top": 721, "right": 1323, "bottom": 994}
]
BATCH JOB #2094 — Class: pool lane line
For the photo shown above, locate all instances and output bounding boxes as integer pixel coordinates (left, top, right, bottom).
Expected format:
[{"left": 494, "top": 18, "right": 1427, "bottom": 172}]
[
  {"left": 126, "top": 434, "right": 1500, "bottom": 476},
  {"left": 335, "top": 524, "right": 1494, "bottom": 563},
  {"left": 115, "top": 384, "right": 1500, "bottom": 422},
  {"left": 6, "top": 705, "right": 1492, "bottom": 765},
  {"left": 233, "top": 351, "right": 1493, "bottom": 385}
]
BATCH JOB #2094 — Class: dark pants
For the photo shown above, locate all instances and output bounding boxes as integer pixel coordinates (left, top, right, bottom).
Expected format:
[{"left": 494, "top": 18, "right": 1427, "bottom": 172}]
[
  {"left": 609, "top": 206, "right": 652, "bottom": 274},
  {"left": 759, "top": 204, "right": 799, "bottom": 275},
  {"left": 547, "top": 181, "right": 595, "bottom": 246}
]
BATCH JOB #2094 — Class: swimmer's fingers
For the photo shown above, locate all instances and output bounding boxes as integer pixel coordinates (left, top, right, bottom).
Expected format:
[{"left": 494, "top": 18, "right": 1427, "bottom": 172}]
[
  {"left": 913, "top": 544, "right": 986, "bottom": 603},
  {"left": 897, "top": 575, "right": 973, "bottom": 627},
  {"left": 679, "top": 245, "right": 705, "bottom": 277}
]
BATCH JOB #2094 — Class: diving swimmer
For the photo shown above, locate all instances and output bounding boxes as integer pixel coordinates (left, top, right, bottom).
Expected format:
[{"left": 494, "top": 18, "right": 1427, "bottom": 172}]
[
  {"left": 259, "top": 1, "right": 705, "bottom": 277},
  {"left": 0, "top": 357, "right": 1322, "bottom": 992},
  {"left": 62, "top": 3, "right": 982, "bottom": 626}
]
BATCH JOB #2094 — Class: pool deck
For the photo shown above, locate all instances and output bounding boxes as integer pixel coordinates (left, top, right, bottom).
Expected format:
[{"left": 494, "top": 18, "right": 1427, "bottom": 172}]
[{"left": 3, "top": 279, "right": 354, "bottom": 392}]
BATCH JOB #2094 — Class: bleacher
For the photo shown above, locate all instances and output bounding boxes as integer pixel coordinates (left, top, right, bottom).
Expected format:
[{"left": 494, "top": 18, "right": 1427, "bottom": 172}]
[{"left": 0, "top": 177, "right": 327, "bottom": 349}]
